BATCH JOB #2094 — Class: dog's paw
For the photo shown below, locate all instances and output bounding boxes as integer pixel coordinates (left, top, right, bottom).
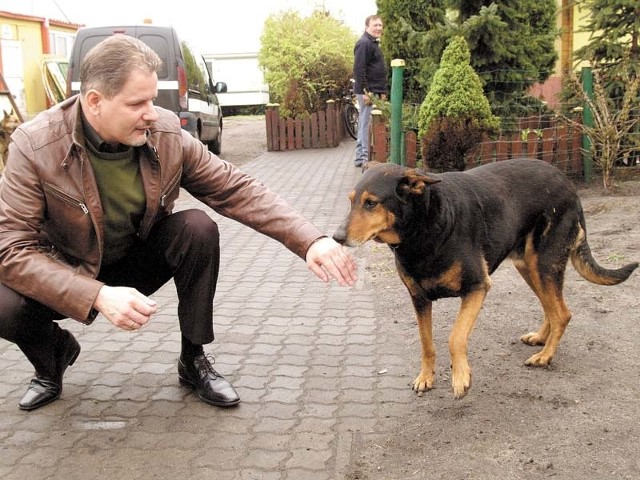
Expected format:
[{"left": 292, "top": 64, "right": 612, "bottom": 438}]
[
  {"left": 520, "top": 331, "right": 547, "bottom": 346},
  {"left": 412, "top": 372, "right": 434, "bottom": 394},
  {"left": 525, "top": 351, "right": 553, "bottom": 367},
  {"left": 451, "top": 364, "right": 472, "bottom": 399}
]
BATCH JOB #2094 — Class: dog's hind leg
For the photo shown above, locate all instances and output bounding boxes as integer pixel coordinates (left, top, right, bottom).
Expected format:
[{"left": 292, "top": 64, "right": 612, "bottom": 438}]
[
  {"left": 513, "top": 259, "right": 550, "bottom": 346},
  {"left": 449, "top": 287, "right": 488, "bottom": 399},
  {"left": 524, "top": 282, "right": 571, "bottom": 366},
  {"left": 515, "top": 235, "right": 572, "bottom": 366}
]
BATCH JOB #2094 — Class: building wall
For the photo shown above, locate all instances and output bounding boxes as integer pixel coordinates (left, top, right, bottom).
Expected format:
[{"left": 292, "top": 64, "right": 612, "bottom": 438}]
[
  {"left": 531, "top": 0, "right": 593, "bottom": 108},
  {"left": 0, "top": 11, "right": 79, "bottom": 118}
]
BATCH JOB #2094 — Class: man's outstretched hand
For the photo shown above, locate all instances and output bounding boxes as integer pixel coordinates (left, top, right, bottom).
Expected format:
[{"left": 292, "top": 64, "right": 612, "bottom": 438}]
[{"left": 306, "top": 237, "right": 357, "bottom": 287}]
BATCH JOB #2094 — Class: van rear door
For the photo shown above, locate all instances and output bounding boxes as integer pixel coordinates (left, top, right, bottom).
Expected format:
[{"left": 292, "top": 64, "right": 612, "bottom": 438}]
[{"left": 67, "top": 26, "right": 180, "bottom": 113}]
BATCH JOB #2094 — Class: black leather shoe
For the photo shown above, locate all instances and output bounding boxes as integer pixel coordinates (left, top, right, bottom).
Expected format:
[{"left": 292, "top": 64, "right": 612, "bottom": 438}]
[
  {"left": 178, "top": 354, "right": 240, "bottom": 407},
  {"left": 18, "top": 330, "right": 81, "bottom": 411}
]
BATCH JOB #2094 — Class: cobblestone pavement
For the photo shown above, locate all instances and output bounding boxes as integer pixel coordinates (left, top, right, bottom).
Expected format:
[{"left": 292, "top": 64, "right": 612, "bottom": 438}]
[{"left": 0, "top": 140, "right": 411, "bottom": 479}]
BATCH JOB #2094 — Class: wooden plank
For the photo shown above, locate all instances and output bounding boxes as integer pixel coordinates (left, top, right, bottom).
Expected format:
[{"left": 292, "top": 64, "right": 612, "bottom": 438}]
[
  {"left": 295, "top": 118, "right": 303, "bottom": 150},
  {"left": 286, "top": 118, "right": 295, "bottom": 150},
  {"left": 265, "top": 105, "right": 275, "bottom": 152},
  {"left": 268, "top": 105, "right": 281, "bottom": 151},
  {"left": 307, "top": 115, "right": 312, "bottom": 148},
  {"left": 405, "top": 131, "right": 417, "bottom": 168},
  {"left": 496, "top": 137, "right": 508, "bottom": 162},
  {"left": 372, "top": 123, "right": 387, "bottom": 162},
  {"left": 511, "top": 133, "right": 523, "bottom": 158},
  {"left": 526, "top": 131, "right": 539, "bottom": 158},
  {"left": 318, "top": 111, "right": 327, "bottom": 148},
  {"left": 279, "top": 118, "right": 287, "bottom": 151},
  {"left": 311, "top": 112, "right": 318, "bottom": 149},
  {"left": 541, "top": 128, "right": 555, "bottom": 165},
  {"left": 265, "top": 106, "right": 273, "bottom": 151},
  {"left": 326, "top": 101, "right": 336, "bottom": 146},
  {"left": 556, "top": 125, "right": 568, "bottom": 172}
]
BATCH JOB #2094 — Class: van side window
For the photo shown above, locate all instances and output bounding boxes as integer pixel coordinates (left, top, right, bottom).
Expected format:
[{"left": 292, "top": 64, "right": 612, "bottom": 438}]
[{"left": 181, "top": 41, "right": 207, "bottom": 97}]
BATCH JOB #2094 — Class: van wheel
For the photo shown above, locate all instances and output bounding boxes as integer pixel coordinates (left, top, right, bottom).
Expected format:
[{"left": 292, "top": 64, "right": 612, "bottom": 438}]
[{"left": 209, "top": 125, "right": 222, "bottom": 155}]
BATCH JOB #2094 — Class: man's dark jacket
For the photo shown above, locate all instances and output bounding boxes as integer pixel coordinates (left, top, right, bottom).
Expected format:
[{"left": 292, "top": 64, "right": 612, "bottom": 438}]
[{"left": 353, "top": 32, "right": 387, "bottom": 95}]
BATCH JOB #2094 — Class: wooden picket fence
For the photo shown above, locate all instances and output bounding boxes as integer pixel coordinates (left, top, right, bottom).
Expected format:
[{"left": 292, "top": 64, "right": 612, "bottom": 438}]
[
  {"left": 370, "top": 114, "right": 585, "bottom": 177},
  {"left": 265, "top": 101, "right": 346, "bottom": 151}
]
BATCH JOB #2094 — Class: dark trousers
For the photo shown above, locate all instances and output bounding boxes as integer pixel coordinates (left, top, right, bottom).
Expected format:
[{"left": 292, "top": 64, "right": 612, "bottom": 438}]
[{"left": 0, "top": 209, "right": 220, "bottom": 373}]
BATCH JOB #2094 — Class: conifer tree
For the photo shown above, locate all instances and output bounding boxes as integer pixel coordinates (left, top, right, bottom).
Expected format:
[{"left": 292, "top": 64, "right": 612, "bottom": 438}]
[
  {"left": 418, "top": 36, "right": 500, "bottom": 171},
  {"left": 376, "top": 0, "right": 558, "bottom": 117},
  {"left": 449, "top": 0, "right": 558, "bottom": 116},
  {"left": 376, "top": 0, "right": 447, "bottom": 104},
  {"left": 573, "top": 0, "right": 640, "bottom": 75}
]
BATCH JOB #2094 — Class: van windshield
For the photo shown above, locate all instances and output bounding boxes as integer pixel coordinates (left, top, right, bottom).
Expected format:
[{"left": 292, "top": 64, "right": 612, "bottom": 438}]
[{"left": 77, "top": 34, "right": 170, "bottom": 79}]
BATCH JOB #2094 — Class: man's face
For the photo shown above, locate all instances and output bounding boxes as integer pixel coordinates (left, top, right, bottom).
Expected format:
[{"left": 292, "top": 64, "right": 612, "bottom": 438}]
[
  {"left": 366, "top": 18, "right": 383, "bottom": 39},
  {"left": 88, "top": 69, "right": 159, "bottom": 147}
]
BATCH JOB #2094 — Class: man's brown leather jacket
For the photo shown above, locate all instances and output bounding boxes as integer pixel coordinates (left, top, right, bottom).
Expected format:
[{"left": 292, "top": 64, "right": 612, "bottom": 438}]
[{"left": 0, "top": 96, "right": 322, "bottom": 323}]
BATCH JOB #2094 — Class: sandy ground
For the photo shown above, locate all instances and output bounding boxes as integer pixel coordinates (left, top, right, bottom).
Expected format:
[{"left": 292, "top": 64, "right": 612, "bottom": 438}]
[
  {"left": 217, "top": 115, "right": 267, "bottom": 168},
  {"left": 222, "top": 115, "right": 640, "bottom": 480},
  {"left": 346, "top": 189, "right": 640, "bottom": 480}
]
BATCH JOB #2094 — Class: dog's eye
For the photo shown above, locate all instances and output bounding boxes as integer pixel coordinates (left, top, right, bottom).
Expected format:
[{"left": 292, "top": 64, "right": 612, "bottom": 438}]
[{"left": 363, "top": 199, "right": 378, "bottom": 210}]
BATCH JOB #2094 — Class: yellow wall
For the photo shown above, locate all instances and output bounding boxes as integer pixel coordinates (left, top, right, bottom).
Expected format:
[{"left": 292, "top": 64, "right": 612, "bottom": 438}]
[
  {"left": 556, "top": 0, "right": 593, "bottom": 74},
  {"left": 15, "top": 19, "right": 44, "bottom": 116},
  {"left": 1, "top": 14, "right": 78, "bottom": 118},
  {"left": 572, "top": 2, "right": 593, "bottom": 60}
]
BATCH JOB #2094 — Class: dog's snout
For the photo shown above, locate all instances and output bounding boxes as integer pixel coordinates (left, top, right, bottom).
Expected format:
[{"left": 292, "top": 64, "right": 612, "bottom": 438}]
[{"left": 332, "top": 223, "right": 347, "bottom": 245}]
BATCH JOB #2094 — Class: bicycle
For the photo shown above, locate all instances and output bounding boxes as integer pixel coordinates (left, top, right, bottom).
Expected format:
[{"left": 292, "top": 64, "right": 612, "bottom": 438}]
[{"left": 342, "top": 81, "right": 359, "bottom": 140}]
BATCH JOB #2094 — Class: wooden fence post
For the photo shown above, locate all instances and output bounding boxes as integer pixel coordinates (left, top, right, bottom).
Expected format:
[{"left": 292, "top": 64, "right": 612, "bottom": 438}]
[
  {"left": 266, "top": 103, "right": 281, "bottom": 151},
  {"left": 265, "top": 104, "right": 273, "bottom": 151},
  {"left": 405, "top": 131, "right": 417, "bottom": 167},
  {"left": 371, "top": 109, "right": 387, "bottom": 162},
  {"left": 326, "top": 100, "right": 336, "bottom": 147}
]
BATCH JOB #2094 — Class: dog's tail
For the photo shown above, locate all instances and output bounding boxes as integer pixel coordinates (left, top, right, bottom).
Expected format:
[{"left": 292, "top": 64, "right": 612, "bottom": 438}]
[{"left": 571, "top": 224, "right": 638, "bottom": 285}]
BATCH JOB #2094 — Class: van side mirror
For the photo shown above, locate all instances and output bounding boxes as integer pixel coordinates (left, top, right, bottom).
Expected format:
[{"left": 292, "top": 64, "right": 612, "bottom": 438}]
[{"left": 215, "top": 82, "right": 227, "bottom": 94}]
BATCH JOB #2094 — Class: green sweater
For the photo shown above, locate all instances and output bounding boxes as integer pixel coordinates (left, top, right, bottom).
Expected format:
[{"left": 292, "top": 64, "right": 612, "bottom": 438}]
[{"left": 85, "top": 142, "right": 145, "bottom": 265}]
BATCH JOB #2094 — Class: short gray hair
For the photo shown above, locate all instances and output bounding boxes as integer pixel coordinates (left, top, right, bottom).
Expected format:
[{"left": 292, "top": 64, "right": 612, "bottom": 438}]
[{"left": 80, "top": 34, "right": 162, "bottom": 98}]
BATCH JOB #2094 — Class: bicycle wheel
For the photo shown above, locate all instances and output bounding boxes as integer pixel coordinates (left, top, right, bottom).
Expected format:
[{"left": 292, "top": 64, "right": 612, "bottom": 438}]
[{"left": 344, "top": 103, "right": 359, "bottom": 140}]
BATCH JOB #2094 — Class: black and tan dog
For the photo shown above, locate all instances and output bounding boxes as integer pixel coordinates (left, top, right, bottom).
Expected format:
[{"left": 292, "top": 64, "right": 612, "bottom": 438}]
[{"left": 333, "top": 159, "right": 637, "bottom": 399}]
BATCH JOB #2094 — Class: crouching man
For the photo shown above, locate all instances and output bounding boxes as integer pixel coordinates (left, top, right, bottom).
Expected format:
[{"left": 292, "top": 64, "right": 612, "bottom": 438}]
[{"left": 0, "top": 35, "right": 356, "bottom": 411}]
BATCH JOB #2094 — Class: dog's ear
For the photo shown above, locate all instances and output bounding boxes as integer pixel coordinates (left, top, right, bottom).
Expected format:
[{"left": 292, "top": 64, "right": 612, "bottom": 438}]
[{"left": 396, "top": 169, "right": 440, "bottom": 202}]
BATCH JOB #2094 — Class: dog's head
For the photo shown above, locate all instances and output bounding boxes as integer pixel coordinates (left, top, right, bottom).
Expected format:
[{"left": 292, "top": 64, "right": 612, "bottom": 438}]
[{"left": 333, "top": 162, "right": 440, "bottom": 247}]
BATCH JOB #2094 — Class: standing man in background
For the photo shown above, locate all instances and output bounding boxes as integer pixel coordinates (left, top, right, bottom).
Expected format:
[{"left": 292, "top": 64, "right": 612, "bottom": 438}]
[{"left": 353, "top": 14, "right": 387, "bottom": 168}]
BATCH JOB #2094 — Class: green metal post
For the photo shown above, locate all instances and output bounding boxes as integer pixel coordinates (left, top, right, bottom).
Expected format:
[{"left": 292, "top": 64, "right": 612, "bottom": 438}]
[
  {"left": 581, "top": 66, "right": 594, "bottom": 183},
  {"left": 389, "top": 59, "right": 405, "bottom": 165}
]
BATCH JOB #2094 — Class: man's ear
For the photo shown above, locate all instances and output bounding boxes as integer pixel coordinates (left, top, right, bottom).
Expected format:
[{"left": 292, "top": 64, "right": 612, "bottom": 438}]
[
  {"left": 396, "top": 169, "right": 440, "bottom": 202},
  {"left": 84, "top": 90, "right": 102, "bottom": 115}
]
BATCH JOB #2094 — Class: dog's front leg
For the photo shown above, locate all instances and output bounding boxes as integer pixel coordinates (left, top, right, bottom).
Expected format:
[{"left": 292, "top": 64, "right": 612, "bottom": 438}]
[
  {"left": 411, "top": 297, "right": 435, "bottom": 393},
  {"left": 449, "top": 289, "right": 487, "bottom": 399}
]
